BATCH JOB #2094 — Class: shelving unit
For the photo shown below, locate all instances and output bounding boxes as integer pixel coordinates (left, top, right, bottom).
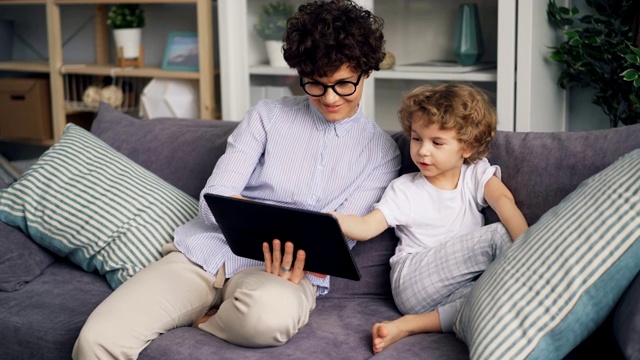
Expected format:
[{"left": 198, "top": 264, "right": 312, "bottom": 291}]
[
  {"left": 0, "top": 0, "right": 218, "bottom": 144},
  {"left": 218, "top": 0, "right": 566, "bottom": 133},
  {"left": 0, "top": 61, "right": 49, "bottom": 73}
]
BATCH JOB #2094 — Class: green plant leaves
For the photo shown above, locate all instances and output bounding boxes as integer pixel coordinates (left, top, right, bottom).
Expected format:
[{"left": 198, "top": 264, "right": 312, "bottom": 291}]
[
  {"left": 626, "top": 54, "right": 640, "bottom": 65},
  {"left": 107, "top": 4, "right": 145, "bottom": 29},
  {"left": 621, "top": 69, "right": 639, "bottom": 80},
  {"left": 546, "top": 0, "right": 640, "bottom": 126},
  {"left": 254, "top": 1, "right": 294, "bottom": 41}
]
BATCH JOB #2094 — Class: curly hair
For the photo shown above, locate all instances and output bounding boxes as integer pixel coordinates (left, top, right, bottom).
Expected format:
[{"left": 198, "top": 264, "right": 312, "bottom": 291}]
[
  {"left": 398, "top": 83, "right": 497, "bottom": 164},
  {"left": 283, "top": 0, "right": 385, "bottom": 78}
]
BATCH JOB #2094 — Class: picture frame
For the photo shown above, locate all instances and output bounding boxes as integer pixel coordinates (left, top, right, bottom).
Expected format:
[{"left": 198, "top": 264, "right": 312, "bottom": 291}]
[{"left": 161, "top": 31, "right": 199, "bottom": 72}]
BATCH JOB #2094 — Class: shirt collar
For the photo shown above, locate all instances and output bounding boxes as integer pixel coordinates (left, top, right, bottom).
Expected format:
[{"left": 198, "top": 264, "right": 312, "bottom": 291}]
[{"left": 309, "top": 101, "right": 363, "bottom": 137}]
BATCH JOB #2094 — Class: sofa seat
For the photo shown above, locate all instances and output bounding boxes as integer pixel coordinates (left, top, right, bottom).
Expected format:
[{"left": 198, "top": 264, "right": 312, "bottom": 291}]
[{"left": 0, "top": 261, "right": 111, "bottom": 359}]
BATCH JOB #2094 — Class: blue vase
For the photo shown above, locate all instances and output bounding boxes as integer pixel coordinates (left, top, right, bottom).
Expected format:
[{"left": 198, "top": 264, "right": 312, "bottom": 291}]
[{"left": 453, "top": 3, "right": 484, "bottom": 66}]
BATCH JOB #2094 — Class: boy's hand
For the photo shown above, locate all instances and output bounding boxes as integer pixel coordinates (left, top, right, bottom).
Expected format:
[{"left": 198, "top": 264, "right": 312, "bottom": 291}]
[
  {"left": 328, "top": 211, "right": 345, "bottom": 228},
  {"left": 263, "top": 239, "right": 307, "bottom": 284}
]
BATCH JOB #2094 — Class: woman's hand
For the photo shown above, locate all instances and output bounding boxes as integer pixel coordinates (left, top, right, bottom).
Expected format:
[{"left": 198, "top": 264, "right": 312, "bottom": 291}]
[{"left": 263, "top": 239, "right": 307, "bottom": 284}]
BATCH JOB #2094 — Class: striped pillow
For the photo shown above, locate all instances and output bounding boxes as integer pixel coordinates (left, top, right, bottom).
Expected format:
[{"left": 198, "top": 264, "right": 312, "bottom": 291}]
[
  {"left": 454, "top": 148, "right": 640, "bottom": 360},
  {"left": 0, "top": 124, "right": 198, "bottom": 289}
]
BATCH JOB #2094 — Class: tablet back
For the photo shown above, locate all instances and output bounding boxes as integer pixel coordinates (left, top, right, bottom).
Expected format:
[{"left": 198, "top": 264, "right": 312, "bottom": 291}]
[{"left": 204, "top": 193, "right": 361, "bottom": 281}]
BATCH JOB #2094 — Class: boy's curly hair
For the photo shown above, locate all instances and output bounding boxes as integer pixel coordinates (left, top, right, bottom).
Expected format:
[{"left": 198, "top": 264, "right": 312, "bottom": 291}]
[
  {"left": 283, "top": 0, "right": 385, "bottom": 78},
  {"left": 398, "top": 83, "right": 497, "bottom": 164}
]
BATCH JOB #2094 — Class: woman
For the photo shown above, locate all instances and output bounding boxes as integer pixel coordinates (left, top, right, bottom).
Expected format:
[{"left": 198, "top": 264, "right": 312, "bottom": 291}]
[{"left": 73, "top": 1, "right": 400, "bottom": 358}]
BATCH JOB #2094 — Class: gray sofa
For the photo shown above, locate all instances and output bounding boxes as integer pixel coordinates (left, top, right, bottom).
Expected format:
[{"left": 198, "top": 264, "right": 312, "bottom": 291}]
[{"left": 0, "top": 103, "right": 638, "bottom": 360}]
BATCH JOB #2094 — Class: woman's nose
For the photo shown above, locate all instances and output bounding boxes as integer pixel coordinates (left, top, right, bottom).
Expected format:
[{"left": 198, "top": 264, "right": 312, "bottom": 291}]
[{"left": 322, "top": 87, "right": 340, "bottom": 102}]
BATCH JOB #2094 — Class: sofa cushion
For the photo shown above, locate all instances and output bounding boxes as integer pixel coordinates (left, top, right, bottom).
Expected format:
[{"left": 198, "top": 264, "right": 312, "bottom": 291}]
[
  {"left": 0, "top": 220, "right": 56, "bottom": 292},
  {"left": 454, "top": 148, "right": 640, "bottom": 359},
  {"left": 613, "top": 272, "right": 640, "bottom": 359},
  {"left": 91, "top": 103, "right": 237, "bottom": 199},
  {"left": 0, "top": 124, "right": 198, "bottom": 289}
]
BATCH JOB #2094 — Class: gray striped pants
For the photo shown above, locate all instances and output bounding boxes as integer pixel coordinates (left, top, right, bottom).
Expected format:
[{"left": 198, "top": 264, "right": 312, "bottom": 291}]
[{"left": 390, "top": 222, "right": 511, "bottom": 332}]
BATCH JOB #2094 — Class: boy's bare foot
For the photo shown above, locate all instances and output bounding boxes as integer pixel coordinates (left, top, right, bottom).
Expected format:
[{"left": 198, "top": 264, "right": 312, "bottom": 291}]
[
  {"left": 372, "top": 320, "right": 408, "bottom": 354},
  {"left": 192, "top": 308, "right": 218, "bottom": 328},
  {"left": 371, "top": 312, "right": 442, "bottom": 354}
]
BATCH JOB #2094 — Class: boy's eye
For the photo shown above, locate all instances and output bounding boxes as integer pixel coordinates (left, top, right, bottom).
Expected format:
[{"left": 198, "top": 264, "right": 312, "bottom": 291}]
[
  {"left": 433, "top": 141, "right": 443, "bottom": 146},
  {"left": 411, "top": 136, "right": 421, "bottom": 142}
]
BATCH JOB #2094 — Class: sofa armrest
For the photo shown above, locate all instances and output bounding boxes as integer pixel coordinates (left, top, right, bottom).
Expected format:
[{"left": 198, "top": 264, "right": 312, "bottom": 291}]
[
  {"left": 0, "top": 177, "right": 10, "bottom": 189},
  {"left": 614, "top": 272, "right": 640, "bottom": 358}
]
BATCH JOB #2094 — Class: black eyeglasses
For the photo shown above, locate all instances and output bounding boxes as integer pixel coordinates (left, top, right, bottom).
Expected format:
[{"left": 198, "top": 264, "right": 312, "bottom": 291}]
[{"left": 299, "top": 71, "right": 365, "bottom": 97}]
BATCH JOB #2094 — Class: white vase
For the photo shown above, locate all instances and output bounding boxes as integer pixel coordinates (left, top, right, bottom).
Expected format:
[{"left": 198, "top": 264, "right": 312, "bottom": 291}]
[
  {"left": 113, "top": 28, "right": 142, "bottom": 59},
  {"left": 265, "top": 40, "right": 288, "bottom": 67}
]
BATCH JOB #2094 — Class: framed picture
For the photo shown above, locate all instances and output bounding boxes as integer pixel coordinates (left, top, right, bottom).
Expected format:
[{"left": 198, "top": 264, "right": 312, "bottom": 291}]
[{"left": 161, "top": 31, "right": 199, "bottom": 71}]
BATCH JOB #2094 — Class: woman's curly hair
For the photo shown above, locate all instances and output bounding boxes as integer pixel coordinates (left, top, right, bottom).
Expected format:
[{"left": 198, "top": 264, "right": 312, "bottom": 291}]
[
  {"left": 283, "top": 0, "right": 385, "bottom": 78},
  {"left": 398, "top": 83, "right": 497, "bottom": 164}
]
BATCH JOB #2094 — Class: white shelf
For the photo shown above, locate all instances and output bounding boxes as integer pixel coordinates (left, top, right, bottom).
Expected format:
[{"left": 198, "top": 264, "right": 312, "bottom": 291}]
[
  {"left": 249, "top": 65, "right": 497, "bottom": 82},
  {"left": 374, "top": 69, "right": 497, "bottom": 82},
  {"left": 218, "top": 0, "right": 567, "bottom": 132},
  {"left": 250, "top": 65, "right": 296, "bottom": 76}
]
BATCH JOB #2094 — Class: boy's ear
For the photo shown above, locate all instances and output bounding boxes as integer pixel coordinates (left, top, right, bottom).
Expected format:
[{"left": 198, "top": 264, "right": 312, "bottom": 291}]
[{"left": 462, "top": 145, "right": 474, "bottom": 159}]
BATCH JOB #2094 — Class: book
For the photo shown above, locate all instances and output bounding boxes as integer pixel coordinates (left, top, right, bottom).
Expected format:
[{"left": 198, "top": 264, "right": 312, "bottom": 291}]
[{"left": 393, "top": 60, "right": 496, "bottom": 73}]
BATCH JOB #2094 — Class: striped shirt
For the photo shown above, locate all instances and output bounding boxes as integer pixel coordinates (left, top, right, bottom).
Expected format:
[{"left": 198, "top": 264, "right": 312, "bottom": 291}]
[{"left": 173, "top": 96, "right": 400, "bottom": 295}]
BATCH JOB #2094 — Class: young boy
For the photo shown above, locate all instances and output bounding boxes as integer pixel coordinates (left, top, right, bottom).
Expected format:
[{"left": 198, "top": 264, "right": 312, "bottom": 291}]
[{"left": 331, "top": 83, "right": 528, "bottom": 354}]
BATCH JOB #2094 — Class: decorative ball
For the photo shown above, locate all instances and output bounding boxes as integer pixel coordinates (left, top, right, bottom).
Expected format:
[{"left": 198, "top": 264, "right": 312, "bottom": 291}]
[
  {"left": 100, "top": 85, "right": 124, "bottom": 108},
  {"left": 82, "top": 85, "right": 102, "bottom": 109},
  {"left": 380, "top": 51, "right": 396, "bottom": 70}
]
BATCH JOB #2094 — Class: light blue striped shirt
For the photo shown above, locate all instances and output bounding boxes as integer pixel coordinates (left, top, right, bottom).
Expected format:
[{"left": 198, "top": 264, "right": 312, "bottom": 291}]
[{"left": 173, "top": 96, "right": 400, "bottom": 295}]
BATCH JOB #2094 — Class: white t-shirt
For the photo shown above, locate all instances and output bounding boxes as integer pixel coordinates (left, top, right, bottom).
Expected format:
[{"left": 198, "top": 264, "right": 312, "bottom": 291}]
[{"left": 375, "top": 158, "right": 500, "bottom": 261}]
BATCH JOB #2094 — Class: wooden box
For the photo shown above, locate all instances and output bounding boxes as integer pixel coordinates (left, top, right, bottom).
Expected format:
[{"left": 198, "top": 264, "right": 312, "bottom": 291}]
[{"left": 0, "top": 78, "right": 52, "bottom": 141}]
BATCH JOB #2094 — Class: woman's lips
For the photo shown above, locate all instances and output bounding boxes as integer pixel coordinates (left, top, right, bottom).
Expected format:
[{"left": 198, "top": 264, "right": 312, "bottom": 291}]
[{"left": 323, "top": 104, "right": 341, "bottom": 112}]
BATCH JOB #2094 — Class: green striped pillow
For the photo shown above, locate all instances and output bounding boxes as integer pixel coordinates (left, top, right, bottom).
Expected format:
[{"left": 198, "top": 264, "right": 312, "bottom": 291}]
[
  {"left": 454, "top": 148, "right": 640, "bottom": 360},
  {"left": 0, "top": 124, "right": 198, "bottom": 289}
]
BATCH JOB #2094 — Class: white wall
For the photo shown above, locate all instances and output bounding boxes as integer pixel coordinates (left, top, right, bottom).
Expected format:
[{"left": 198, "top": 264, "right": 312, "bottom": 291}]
[
  {"left": 568, "top": 88, "right": 610, "bottom": 131},
  {"left": 562, "top": 0, "right": 610, "bottom": 131},
  {"left": 515, "top": 0, "right": 568, "bottom": 132}
]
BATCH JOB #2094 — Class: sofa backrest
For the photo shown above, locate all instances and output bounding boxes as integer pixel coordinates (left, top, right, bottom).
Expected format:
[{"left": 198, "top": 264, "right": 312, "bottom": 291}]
[
  {"left": 92, "top": 103, "right": 237, "bottom": 200},
  {"left": 393, "top": 124, "right": 640, "bottom": 225},
  {"left": 92, "top": 104, "right": 640, "bottom": 299}
]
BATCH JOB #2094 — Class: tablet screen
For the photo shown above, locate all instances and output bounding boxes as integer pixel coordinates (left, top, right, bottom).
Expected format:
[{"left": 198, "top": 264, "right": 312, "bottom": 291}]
[{"left": 204, "top": 193, "right": 361, "bottom": 281}]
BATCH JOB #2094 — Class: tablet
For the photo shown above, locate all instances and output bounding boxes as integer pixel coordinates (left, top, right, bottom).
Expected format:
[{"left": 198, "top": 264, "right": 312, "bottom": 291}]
[{"left": 203, "top": 193, "right": 361, "bottom": 281}]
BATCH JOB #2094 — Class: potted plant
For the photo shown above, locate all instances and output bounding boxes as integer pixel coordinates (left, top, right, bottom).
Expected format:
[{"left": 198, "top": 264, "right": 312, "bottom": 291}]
[
  {"left": 546, "top": 0, "right": 640, "bottom": 127},
  {"left": 254, "top": 0, "right": 294, "bottom": 67},
  {"left": 622, "top": 44, "right": 640, "bottom": 111},
  {"left": 107, "top": 4, "right": 146, "bottom": 61}
]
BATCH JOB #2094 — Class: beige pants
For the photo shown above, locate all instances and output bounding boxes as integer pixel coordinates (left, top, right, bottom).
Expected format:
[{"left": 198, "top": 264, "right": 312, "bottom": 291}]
[{"left": 72, "top": 245, "right": 316, "bottom": 360}]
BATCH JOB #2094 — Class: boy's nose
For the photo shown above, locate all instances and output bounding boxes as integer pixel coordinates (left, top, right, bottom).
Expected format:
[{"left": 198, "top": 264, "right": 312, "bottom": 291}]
[{"left": 418, "top": 144, "right": 431, "bottom": 156}]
